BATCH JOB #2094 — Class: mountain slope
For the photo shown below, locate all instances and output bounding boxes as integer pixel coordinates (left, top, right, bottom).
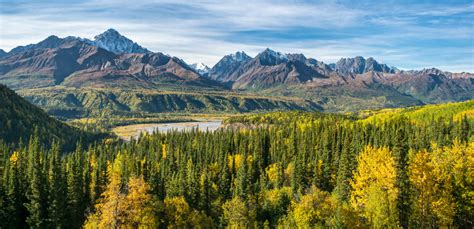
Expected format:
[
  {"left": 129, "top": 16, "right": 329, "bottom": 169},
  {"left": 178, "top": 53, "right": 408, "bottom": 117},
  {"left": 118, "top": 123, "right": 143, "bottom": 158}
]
[
  {"left": 231, "top": 49, "right": 327, "bottom": 89},
  {"left": 208, "top": 51, "right": 252, "bottom": 82},
  {"left": 18, "top": 87, "right": 322, "bottom": 119},
  {"left": 380, "top": 69, "right": 474, "bottom": 103},
  {"left": 87, "top": 28, "right": 150, "bottom": 54},
  {"left": 358, "top": 100, "right": 474, "bottom": 124},
  {"left": 0, "top": 84, "right": 96, "bottom": 147},
  {"left": 0, "top": 39, "right": 101, "bottom": 88},
  {"left": 7, "top": 35, "right": 78, "bottom": 55},
  {"left": 0, "top": 34, "right": 222, "bottom": 90},
  {"left": 0, "top": 49, "right": 6, "bottom": 58},
  {"left": 210, "top": 49, "right": 328, "bottom": 89},
  {"left": 209, "top": 49, "right": 473, "bottom": 109}
]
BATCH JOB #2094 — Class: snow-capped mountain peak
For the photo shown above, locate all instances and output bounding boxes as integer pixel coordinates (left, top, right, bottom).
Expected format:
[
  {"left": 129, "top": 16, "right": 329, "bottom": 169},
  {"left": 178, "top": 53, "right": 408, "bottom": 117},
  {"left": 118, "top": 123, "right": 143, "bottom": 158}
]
[
  {"left": 262, "top": 48, "right": 288, "bottom": 60},
  {"left": 190, "top": 62, "right": 211, "bottom": 76},
  {"left": 229, "top": 51, "right": 251, "bottom": 62},
  {"left": 256, "top": 48, "right": 288, "bottom": 65},
  {"left": 89, "top": 28, "right": 150, "bottom": 54}
]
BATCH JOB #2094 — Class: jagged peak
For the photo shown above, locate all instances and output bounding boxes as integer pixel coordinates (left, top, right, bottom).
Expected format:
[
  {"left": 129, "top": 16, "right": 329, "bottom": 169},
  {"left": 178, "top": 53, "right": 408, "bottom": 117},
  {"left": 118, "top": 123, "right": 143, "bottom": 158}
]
[
  {"left": 227, "top": 51, "right": 251, "bottom": 62},
  {"left": 43, "top": 35, "right": 60, "bottom": 41},
  {"left": 419, "top": 67, "right": 446, "bottom": 75},
  {"left": 91, "top": 28, "right": 149, "bottom": 54},
  {"left": 105, "top": 28, "right": 120, "bottom": 34},
  {"left": 287, "top": 53, "right": 308, "bottom": 62},
  {"left": 335, "top": 56, "right": 395, "bottom": 74},
  {"left": 94, "top": 28, "right": 123, "bottom": 40},
  {"left": 337, "top": 56, "right": 365, "bottom": 63},
  {"left": 190, "top": 62, "right": 209, "bottom": 70},
  {"left": 257, "top": 48, "right": 288, "bottom": 64},
  {"left": 259, "top": 48, "right": 287, "bottom": 58},
  {"left": 190, "top": 62, "right": 210, "bottom": 76}
]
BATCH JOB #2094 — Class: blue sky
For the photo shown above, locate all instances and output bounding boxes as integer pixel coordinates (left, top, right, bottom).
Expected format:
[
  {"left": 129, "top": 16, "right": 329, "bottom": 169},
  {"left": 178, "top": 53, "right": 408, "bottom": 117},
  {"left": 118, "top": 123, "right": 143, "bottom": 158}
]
[{"left": 0, "top": 0, "right": 473, "bottom": 72}]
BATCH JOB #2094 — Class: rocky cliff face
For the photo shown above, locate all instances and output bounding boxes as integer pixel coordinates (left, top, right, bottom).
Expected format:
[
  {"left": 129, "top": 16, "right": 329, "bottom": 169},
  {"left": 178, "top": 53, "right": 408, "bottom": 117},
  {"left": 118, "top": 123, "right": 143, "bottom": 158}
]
[
  {"left": 335, "top": 56, "right": 394, "bottom": 75},
  {"left": 210, "top": 49, "right": 329, "bottom": 88},
  {"left": 208, "top": 51, "right": 251, "bottom": 82},
  {"left": 89, "top": 28, "right": 150, "bottom": 54}
]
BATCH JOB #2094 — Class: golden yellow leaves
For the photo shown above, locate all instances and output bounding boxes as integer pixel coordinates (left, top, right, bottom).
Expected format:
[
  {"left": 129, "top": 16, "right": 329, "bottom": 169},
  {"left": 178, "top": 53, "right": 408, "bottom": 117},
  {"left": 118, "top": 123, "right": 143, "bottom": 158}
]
[
  {"left": 9, "top": 151, "right": 19, "bottom": 165},
  {"left": 227, "top": 154, "right": 253, "bottom": 171},
  {"left": 85, "top": 155, "right": 157, "bottom": 228},
  {"left": 163, "top": 196, "right": 212, "bottom": 228},
  {"left": 266, "top": 163, "right": 280, "bottom": 184},
  {"left": 408, "top": 141, "right": 474, "bottom": 227},
  {"left": 350, "top": 146, "right": 398, "bottom": 228},
  {"left": 292, "top": 186, "right": 335, "bottom": 228},
  {"left": 222, "top": 197, "right": 250, "bottom": 227},
  {"left": 161, "top": 143, "right": 167, "bottom": 159}
]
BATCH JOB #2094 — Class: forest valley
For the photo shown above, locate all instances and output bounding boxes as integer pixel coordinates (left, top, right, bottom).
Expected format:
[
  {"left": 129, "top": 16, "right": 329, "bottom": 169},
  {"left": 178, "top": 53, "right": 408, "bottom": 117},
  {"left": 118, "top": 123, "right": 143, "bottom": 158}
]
[{"left": 0, "top": 104, "right": 473, "bottom": 228}]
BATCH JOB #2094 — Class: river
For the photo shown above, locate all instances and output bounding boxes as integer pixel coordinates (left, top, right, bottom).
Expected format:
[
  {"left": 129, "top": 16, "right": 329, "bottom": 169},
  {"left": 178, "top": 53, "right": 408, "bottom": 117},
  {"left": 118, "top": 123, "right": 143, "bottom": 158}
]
[{"left": 113, "top": 121, "right": 222, "bottom": 140}]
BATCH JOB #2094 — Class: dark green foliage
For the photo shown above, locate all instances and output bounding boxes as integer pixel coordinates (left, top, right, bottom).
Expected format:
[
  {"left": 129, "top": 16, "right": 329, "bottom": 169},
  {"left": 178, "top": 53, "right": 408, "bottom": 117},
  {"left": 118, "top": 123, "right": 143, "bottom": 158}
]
[
  {"left": 0, "top": 102, "right": 472, "bottom": 228},
  {"left": 0, "top": 84, "right": 104, "bottom": 150},
  {"left": 47, "top": 141, "right": 67, "bottom": 227},
  {"left": 19, "top": 87, "right": 321, "bottom": 119},
  {"left": 24, "top": 134, "right": 48, "bottom": 227}
]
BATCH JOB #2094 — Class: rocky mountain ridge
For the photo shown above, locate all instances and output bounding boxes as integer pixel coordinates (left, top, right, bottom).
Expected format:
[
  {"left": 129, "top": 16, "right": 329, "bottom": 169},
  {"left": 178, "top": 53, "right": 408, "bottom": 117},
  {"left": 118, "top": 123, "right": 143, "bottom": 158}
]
[{"left": 1, "top": 29, "right": 472, "bottom": 112}]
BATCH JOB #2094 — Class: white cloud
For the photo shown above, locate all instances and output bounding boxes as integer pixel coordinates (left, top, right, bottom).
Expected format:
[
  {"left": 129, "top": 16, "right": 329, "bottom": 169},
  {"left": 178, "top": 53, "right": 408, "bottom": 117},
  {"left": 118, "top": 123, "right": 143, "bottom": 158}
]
[{"left": 0, "top": 0, "right": 472, "bottom": 72}]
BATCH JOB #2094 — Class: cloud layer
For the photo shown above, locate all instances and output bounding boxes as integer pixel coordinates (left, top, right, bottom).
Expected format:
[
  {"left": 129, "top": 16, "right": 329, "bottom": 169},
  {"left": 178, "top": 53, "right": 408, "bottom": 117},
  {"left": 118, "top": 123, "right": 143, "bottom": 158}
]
[{"left": 0, "top": 0, "right": 473, "bottom": 72}]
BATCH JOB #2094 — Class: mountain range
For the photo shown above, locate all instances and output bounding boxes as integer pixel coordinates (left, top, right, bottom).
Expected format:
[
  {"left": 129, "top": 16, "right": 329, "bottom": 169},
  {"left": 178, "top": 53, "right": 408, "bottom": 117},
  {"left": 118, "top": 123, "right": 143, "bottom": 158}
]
[
  {"left": 0, "top": 30, "right": 220, "bottom": 90},
  {"left": 1, "top": 28, "right": 472, "bottom": 116}
]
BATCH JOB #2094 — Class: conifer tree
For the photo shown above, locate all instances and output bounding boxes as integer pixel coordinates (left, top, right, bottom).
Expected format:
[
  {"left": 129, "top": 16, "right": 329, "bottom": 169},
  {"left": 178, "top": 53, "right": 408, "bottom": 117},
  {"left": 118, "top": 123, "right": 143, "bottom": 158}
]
[
  {"left": 25, "top": 134, "right": 47, "bottom": 228},
  {"left": 47, "top": 141, "right": 66, "bottom": 227}
]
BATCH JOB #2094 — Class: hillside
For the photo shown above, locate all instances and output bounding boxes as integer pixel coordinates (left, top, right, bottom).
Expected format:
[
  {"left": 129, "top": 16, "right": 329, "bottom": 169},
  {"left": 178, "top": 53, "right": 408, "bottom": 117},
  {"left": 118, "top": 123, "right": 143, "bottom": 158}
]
[
  {"left": 225, "top": 100, "right": 474, "bottom": 128},
  {"left": 0, "top": 84, "right": 98, "bottom": 147},
  {"left": 358, "top": 100, "right": 474, "bottom": 124},
  {"left": 18, "top": 87, "right": 322, "bottom": 119}
]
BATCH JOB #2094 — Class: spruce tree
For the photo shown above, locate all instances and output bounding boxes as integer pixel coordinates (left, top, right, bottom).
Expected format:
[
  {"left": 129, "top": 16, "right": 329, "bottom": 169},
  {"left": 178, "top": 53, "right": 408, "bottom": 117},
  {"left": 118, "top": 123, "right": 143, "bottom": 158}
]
[
  {"left": 24, "top": 134, "right": 47, "bottom": 228},
  {"left": 47, "top": 141, "right": 66, "bottom": 227}
]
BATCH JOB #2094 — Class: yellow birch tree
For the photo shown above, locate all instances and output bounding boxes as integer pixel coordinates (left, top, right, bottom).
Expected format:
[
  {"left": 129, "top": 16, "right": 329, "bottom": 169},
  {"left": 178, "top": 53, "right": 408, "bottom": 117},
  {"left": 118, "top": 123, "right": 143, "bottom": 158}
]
[{"left": 350, "top": 146, "right": 399, "bottom": 228}]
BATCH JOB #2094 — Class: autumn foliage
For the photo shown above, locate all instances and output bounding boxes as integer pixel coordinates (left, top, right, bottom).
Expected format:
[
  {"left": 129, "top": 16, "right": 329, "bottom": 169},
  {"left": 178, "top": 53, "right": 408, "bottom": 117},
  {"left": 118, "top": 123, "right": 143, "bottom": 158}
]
[{"left": 0, "top": 105, "right": 472, "bottom": 228}]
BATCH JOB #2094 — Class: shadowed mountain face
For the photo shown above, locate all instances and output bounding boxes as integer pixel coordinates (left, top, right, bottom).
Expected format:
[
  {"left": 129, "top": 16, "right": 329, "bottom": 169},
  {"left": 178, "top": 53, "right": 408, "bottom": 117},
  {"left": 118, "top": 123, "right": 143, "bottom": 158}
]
[
  {"left": 208, "top": 51, "right": 252, "bottom": 82},
  {"left": 335, "top": 56, "right": 395, "bottom": 75},
  {"left": 0, "top": 49, "right": 6, "bottom": 58},
  {"left": 0, "top": 84, "right": 97, "bottom": 147},
  {"left": 1, "top": 29, "right": 473, "bottom": 113}
]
